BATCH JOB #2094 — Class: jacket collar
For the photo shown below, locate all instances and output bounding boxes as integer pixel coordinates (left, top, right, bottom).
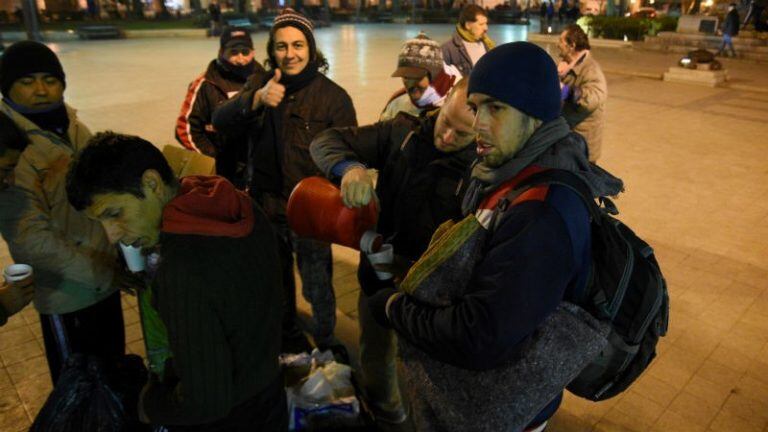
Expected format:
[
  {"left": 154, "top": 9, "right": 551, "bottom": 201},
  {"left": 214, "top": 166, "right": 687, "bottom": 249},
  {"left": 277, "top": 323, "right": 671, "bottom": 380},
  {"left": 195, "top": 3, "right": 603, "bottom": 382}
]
[
  {"left": 0, "top": 100, "right": 78, "bottom": 148},
  {"left": 451, "top": 32, "right": 473, "bottom": 64},
  {"left": 567, "top": 51, "right": 590, "bottom": 78}
]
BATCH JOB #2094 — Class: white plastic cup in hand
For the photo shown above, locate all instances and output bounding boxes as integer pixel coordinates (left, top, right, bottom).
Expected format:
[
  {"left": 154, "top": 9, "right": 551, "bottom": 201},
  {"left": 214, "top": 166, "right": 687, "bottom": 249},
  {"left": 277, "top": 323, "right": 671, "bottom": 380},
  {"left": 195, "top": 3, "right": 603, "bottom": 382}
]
[
  {"left": 120, "top": 243, "right": 146, "bottom": 273},
  {"left": 366, "top": 244, "right": 394, "bottom": 281},
  {"left": 3, "top": 264, "right": 33, "bottom": 283}
]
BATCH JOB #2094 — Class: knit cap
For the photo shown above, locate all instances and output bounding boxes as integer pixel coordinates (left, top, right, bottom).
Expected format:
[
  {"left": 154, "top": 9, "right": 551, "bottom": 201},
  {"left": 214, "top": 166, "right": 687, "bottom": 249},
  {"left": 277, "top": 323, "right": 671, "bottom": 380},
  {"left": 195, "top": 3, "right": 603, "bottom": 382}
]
[
  {"left": 0, "top": 41, "right": 66, "bottom": 97},
  {"left": 270, "top": 8, "right": 316, "bottom": 60},
  {"left": 220, "top": 27, "right": 253, "bottom": 50},
  {"left": 391, "top": 32, "right": 444, "bottom": 81},
  {"left": 468, "top": 42, "right": 561, "bottom": 122}
]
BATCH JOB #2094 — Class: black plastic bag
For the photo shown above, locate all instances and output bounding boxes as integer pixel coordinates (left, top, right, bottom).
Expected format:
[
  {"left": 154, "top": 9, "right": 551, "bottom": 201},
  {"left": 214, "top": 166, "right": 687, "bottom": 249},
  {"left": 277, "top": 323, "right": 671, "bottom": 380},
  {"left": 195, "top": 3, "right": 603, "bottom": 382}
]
[{"left": 30, "top": 354, "right": 150, "bottom": 432}]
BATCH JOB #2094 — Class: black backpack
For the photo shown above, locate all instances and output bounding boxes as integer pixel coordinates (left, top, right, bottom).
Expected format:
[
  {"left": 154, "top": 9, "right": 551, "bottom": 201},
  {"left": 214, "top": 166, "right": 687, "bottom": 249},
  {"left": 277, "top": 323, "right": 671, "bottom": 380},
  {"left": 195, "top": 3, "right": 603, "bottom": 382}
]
[{"left": 506, "top": 169, "right": 670, "bottom": 401}]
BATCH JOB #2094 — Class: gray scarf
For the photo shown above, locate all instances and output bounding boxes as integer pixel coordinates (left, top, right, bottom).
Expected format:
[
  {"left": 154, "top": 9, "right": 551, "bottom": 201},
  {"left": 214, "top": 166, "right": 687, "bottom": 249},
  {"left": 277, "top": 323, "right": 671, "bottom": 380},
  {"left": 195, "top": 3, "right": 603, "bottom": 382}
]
[{"left": 462, "top": 117, "right": 624, "bottom": 215}]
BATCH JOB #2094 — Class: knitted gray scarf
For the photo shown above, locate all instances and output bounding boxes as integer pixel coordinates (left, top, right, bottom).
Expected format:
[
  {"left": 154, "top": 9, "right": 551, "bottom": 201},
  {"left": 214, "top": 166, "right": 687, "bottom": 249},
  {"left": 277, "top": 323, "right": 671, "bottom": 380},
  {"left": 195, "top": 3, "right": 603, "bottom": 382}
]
[{"left": 462, "top": 116, "right": 624, "bottom": 215}]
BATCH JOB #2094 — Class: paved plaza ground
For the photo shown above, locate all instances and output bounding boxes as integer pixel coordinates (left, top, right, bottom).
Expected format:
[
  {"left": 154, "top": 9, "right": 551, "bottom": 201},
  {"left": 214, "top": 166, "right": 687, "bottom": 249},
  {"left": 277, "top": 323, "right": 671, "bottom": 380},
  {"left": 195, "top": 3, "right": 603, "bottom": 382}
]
[{"left": 0, "top": 24, "right": 767, "bottom": 431}]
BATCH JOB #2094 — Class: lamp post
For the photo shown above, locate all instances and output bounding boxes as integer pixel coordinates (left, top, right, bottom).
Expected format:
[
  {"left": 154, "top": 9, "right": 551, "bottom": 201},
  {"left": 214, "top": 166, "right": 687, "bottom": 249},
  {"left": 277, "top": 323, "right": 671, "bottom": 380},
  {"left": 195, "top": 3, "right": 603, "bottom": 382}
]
[{"left": 21, "top": 0, "right": 43, "bottom": 41}]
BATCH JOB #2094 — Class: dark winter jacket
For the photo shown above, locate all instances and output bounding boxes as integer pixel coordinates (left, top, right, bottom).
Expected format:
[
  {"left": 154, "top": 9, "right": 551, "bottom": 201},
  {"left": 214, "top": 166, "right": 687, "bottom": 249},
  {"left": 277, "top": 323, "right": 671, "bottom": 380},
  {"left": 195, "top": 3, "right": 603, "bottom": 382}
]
[
  {"left": 175, "top": 60, "right": 265, "bottom": 187},
  {"left": 310, "top": 112, "right": 475, "bottom": 261},
  {"left": 387, "top": 164, "right": 591, "bottom": 370},
  {"left": 212, "top": 71, "right": 357, "bottom": 214},
  {"left": 441, "top": 32, "right": 491, "bottom": 78},
  {"left": 141, "top": 176, "right": 283, "bottom": 426},
  {"left": 724, "top": 8, "right": 740, "bottom": 36}
]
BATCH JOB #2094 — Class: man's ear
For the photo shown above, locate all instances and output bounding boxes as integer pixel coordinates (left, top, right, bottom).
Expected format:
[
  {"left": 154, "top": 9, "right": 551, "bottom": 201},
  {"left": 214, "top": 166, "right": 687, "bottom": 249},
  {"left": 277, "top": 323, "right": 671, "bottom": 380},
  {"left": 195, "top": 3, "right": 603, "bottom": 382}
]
[{"left": 141, "top": 169, "right": 163, "bottom": 194}]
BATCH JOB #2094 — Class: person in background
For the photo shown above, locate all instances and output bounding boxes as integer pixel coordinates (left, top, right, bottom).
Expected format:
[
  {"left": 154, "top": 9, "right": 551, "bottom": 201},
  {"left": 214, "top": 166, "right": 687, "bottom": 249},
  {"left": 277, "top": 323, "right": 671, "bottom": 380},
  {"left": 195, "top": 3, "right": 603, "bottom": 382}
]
[
  {"left": 718, "top": 3, "right": 740, "bottom": 57},
  {"left": 441, "top": 4, "right": 495, "bottom": 77},
  {"left": 557, "top": 24, "right": 607, "bottom": 162},
  {"left": 381, "top": 32, "right": 459, "bottom": 122},
  {"left": 175, "top": 27, "right": 265, "bottom": 188},
  {"left": 208, "top": 0, "right": 222, "bottom": 36}
]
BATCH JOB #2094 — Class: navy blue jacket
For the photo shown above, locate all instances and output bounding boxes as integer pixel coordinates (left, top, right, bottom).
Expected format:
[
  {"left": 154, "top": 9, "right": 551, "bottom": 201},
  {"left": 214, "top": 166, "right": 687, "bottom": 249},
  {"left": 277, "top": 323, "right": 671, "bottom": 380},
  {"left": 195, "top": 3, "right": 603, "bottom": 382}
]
[{"left": 387, "top": 177, "right": 591, "bottom": 371}]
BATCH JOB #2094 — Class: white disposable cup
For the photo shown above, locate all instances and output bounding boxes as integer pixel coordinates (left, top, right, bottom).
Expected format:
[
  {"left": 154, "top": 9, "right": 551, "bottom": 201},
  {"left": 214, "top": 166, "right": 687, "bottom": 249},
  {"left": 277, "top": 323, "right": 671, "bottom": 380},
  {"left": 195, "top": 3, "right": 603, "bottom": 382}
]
[
  {"left": 119, "top": 243, "right": 146, "bottom": 273},
  {"left": 359, "top": 230, "right": 383, "bottom": 254},
  {"left": 3, "top": 264, "right": 33, "bottom": 283},
  {"left": 366, "top": 244, "right": 394, "bottom": 280}
]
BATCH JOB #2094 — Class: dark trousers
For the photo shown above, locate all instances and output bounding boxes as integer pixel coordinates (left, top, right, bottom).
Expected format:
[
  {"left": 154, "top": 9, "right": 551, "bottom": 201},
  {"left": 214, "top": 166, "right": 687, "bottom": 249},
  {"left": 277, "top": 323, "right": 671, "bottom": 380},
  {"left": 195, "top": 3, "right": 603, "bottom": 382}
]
[
  {"left": 40, "top": 291, "right": 125, "bottom": 384},
  {"left": 163, "top": 375, "right": 288, "bottom": 432},
  {"left": 357, "top": 256, "right": 406, "bottom": 423},
  {"left": 258, "top": 192, "right": 336, "bottom": 349}
]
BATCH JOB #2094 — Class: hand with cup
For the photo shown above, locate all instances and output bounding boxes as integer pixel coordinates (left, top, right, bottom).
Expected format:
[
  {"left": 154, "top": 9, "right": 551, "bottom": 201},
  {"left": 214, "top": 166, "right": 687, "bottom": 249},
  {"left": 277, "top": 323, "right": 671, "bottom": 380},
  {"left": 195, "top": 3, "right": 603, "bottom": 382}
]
[{"left": 1, "top": 264, "right": 35, "bottom": 318}]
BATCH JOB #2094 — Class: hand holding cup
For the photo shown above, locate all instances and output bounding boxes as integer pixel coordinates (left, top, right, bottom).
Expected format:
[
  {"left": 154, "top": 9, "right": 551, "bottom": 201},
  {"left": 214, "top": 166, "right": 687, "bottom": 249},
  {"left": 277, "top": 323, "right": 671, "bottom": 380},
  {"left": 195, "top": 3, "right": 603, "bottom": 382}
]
[{"left": 1, "top": 264, "right": 34, "bottom": 315}]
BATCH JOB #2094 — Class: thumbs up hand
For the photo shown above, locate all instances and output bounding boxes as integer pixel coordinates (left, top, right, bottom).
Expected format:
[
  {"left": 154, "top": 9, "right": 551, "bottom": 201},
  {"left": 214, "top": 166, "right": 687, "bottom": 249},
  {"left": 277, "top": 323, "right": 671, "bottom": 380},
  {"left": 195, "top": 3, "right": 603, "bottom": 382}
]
[{"left": 252, "top": 68, "right": 285, "bottom": 110}]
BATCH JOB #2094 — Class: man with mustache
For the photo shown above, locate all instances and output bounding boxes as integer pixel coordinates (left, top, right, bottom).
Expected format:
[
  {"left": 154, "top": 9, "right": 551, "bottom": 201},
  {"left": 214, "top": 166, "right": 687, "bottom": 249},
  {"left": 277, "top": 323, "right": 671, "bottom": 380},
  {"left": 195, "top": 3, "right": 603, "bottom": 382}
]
[{"left": 442, "top": 4, "right": 495, "bottom": 77}]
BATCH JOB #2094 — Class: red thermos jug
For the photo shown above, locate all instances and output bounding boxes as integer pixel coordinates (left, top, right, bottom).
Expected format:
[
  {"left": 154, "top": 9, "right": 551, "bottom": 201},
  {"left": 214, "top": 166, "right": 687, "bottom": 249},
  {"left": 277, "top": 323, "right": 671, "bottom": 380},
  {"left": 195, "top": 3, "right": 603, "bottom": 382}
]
[{"left": 287, "top": 176, "right": 382, "bottom": 252}]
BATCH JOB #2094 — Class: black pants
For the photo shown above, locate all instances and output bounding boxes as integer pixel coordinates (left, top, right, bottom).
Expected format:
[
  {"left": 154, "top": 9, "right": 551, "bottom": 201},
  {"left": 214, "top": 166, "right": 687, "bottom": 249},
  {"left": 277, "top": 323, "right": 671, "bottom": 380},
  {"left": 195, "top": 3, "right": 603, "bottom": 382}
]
[
  {"left": 40, "top": 291, "right": 125, "bottom": 384},
  {"left": 164, "top": 375, "right": 288, "bottom": 432}
]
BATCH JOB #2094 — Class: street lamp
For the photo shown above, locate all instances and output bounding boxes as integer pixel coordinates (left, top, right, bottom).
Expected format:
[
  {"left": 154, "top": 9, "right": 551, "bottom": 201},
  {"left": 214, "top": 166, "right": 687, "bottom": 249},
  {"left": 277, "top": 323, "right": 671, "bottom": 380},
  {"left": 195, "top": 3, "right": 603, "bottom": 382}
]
[{"left": 21, "top": 0, "right": 43, "bottom": 41}]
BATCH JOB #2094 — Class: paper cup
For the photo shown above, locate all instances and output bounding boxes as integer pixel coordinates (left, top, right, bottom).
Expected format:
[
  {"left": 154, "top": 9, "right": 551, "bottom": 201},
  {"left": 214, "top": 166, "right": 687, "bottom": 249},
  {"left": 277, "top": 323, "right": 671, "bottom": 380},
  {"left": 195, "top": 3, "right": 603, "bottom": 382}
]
[
  {"left": 359, "top": 230, "right": 383, "bottom": 254},
  {"left": 3, "top": 264, "right": 33, "bottom": 283},
  {"left": 120, "top": 243, "right": 146, "bottom": 273},
  {"left": 366, "top": 244, "right": 394, "bottom": 280}
]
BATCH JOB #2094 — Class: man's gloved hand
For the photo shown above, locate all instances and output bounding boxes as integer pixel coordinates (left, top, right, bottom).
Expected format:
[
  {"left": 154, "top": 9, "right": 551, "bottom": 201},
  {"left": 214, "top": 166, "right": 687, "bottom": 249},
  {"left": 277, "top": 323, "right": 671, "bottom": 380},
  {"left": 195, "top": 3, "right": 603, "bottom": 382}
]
[
  {"left": 340, "top": 166, "right": 376, "bottom": 208},
  {"left": 368, "top": 287, "right": 399, "bottom": 328},
  {"left": 561, "top": 84, "right": 582, "bottom": 103}
]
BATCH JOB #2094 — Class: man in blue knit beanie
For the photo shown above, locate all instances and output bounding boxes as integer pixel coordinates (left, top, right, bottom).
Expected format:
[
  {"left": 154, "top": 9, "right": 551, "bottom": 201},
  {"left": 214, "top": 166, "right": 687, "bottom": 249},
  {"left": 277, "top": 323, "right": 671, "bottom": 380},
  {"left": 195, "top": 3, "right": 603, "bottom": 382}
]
[{"left": 368, "top": 42, "right": 623, "bottom": 431}]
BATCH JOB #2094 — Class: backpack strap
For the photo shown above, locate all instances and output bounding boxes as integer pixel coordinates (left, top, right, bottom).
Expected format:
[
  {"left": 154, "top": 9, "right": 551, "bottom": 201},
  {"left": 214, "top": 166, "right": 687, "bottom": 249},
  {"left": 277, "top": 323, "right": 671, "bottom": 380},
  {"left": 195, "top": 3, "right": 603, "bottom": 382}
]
[
  {"left": 515, "top": 169, "right": 606, "bottom": 224},
  {"left": 490, "top": 169, "right": 610, "bottom": 233}
]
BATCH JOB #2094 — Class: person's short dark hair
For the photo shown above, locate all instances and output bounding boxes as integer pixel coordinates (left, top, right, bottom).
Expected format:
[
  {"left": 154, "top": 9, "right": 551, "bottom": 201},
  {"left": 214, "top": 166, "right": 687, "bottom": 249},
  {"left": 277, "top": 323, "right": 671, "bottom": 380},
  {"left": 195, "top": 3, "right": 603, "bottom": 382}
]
[
  {"left": 459, "top": 4, "right": 488, "bottom": 28},
  {"left": 0, "top": 112, "right": 29, "bottom": 156},
  {"left": 66, "top": 131, "right": 176, "bottom": 211},
  {"left": 563, "top": 24, "right": 590, "bottom": 51}
]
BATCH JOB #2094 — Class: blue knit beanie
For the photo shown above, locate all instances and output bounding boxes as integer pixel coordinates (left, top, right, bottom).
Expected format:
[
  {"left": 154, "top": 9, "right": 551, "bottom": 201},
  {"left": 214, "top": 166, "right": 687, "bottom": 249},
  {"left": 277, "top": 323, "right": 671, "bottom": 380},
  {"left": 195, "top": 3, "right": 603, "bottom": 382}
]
[{"left": 468, "top": 42, "right": 560, "bottom": 122}]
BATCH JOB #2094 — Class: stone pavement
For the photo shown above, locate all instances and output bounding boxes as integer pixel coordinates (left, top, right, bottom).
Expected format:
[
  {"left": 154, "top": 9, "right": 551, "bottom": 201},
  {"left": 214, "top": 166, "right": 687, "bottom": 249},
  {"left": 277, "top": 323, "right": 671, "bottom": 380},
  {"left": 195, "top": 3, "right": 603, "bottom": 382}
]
[{"left": 1, "top": 24, "right": 767, "bottom": 431}]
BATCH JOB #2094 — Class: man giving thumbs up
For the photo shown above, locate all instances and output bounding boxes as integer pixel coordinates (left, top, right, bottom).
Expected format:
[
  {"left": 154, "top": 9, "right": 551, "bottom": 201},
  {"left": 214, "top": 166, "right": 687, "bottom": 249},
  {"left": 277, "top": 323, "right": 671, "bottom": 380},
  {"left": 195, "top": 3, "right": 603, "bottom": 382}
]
[{"left": 213, "top": 8, "right": 357, "bottom": 356}]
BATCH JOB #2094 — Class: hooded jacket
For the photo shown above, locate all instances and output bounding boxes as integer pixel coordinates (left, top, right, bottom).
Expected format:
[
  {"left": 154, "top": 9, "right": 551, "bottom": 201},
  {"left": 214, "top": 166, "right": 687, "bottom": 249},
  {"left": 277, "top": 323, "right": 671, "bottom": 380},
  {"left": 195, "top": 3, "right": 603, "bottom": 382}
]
[
  {"left": 175, "top": 60, "right": 265, "bottom": 186},
  {"left": 141, "top": 176, "right": 283, "bottom": 426},
  {"left": 0, "top": 101, "right": 117, "bottom": 315}
]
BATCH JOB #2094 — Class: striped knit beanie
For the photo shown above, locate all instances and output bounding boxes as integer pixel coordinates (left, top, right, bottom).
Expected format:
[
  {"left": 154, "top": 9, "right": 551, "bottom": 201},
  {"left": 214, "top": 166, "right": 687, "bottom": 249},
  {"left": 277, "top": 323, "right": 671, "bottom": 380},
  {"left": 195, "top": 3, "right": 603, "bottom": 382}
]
[
  {"left": 391, "top": 32, "right": 444, "bottom": 81},
  {"left": 269, "top": 8, "right": 316, "bottom": 62}
]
